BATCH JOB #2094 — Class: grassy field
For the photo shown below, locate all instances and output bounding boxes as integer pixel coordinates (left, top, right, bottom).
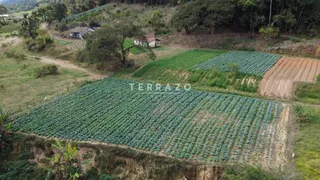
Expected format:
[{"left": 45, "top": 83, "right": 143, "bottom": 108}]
[
  {"left": 53, "top": 38, "right": 72, "bottom": 45},
  {"left": 295, "top": 83, "right": 320, "bottom": 104},
  {"left": 0, "top": 54, "right": 88, "bottom": 114},
  {"left": 294, "top": 106, "right": 320, "bottom": 179},
  {"left": 0, "top": 22, "right": 20, "bottom": 35},
  {"left": 13, "top": 78, "right": 285, "bottom": 167},
  {"left": 133, "top": 49, "right": 227, "bottom": 78}
]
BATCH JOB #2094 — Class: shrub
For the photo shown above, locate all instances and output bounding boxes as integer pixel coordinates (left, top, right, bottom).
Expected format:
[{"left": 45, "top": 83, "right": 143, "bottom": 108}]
[
  {"left": 34, "top": 65, "right": 59, "bottom": 78},
  {"left": 4, "top": 50, "right": 27, "bottom": 62},
  {"left": 25, "top": 30, "right": 54, "bottom": 52},
  {"left": 317, "top": 74, "right": 320, "bottom": 83},
  {"left": 259, "top": 26, "right": 280, "bottom": 38}
]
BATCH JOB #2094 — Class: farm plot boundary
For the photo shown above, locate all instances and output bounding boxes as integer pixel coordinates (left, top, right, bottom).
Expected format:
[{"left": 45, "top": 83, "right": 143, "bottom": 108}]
[{"left": 13, "top": 78, "right": 290, "bottom": 169}]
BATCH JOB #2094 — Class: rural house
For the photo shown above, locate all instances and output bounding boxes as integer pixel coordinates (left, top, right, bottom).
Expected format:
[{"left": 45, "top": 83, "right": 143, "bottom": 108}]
[
  {"left": 67, "top": 27, "right": 95, "bottom": 39},
  {"left": 134, "top": 34, "right": 161, "bottom": 48}
]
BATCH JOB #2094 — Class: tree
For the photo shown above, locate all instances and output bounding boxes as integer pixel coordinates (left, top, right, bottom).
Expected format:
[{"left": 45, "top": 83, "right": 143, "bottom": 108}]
[
  {"left": 36, "top": 3, "right": 67, "bottom": 23},
  {"left": 83, "top": 18, "right": 154, "bottom": 69},
  {"left": 49, "top": 140, "right": 81, "bottom": 180},
  {"left": 0, "top": 5, "right": 7, "bottom": 15},
  {"left": 273, "top": 9, "right": 296, "bottom": 32},
  {"left": 172, "top": 0, "right": 234, "bottom": 34},
  {"left": 148, "top": 10, "right": 165, "bottom": 37},
  {"left": 20, "top": 12, "right": 39, "bottom": 39}
]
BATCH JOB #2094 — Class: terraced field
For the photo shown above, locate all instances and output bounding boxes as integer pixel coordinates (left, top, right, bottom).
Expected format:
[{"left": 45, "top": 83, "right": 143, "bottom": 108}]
[
  {"left": 260, "top": 57, "right": 320, "bottom": 99},
  {"left": 193, "top": 51, "right": 281, "bottom": 76},
  {"left": 13, "top": 78, "right": 288, "bottom": 168}
]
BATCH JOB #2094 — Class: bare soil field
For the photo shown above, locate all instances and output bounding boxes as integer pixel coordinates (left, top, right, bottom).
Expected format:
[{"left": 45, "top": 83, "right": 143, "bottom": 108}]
[{"left": 260, "top": 57, "right": 320, "bottom": 99}]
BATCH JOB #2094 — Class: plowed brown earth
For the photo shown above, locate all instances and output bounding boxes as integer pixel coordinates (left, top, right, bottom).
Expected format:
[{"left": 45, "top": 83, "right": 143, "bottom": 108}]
[{"left": 260, "top": 57, "right": 320, "bottom": 99}]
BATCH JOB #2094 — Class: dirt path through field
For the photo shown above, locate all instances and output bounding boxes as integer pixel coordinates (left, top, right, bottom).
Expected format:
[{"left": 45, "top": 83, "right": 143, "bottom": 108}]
[
  {"left": 37, "top": 56, "right": 107, "bottom": 80},
  {"left": 260, "top": 57, "right": 320, "bottom": 99}
]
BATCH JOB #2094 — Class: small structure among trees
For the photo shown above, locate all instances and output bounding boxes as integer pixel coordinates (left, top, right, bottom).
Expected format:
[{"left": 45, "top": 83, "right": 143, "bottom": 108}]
[
  {"left": 66, "top": 27, "right": 95, "bottom": 39},
  {"left": 134, "top": 34, "right": 161, "bottom": 48}
]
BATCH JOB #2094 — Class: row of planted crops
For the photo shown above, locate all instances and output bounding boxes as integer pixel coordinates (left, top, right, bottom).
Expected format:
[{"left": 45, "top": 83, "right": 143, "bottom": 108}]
[
  {"left": 13, "top": 78, "right": 283, "bottom": 164},
  {"left": 133, "top": 50, "right": 282, "bottom": 93}
]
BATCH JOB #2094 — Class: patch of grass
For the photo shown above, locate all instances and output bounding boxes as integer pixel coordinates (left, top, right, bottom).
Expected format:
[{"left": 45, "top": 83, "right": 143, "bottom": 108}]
[
  {"left": 0, "top": 54, "right": 88, "bottom": 114},
  {"left": 294, "top": 105, "right": 320, "bottom": 179},
  {"left": 221, "top": 164, "right": 283, "bottom": 180},
  {"left": 0, "top": 22, "right": 20, "bottom": 34},
  {"left": 53, "top": 38, "right": 72, "bottom": 45},
  {"left": 295, "top": 83, "right": 320, "bottom": 104},
  {"left": 124, "top": 39, "right": 147, "bottom": 55}
]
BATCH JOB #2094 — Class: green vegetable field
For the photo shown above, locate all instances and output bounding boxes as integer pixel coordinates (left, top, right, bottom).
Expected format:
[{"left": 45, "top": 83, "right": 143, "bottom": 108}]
[
  {"left": 13, "top": 78, "right": 286, "bottom": 166},
  {"left": 133, "top": 49, "right": 226, "bottom": 80},
  {"left": 193, "top": 51, "right": 281, "bottom": 76}
]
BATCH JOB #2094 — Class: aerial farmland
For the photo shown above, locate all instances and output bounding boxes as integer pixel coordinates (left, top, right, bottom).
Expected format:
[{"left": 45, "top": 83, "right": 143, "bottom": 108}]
[{"left": 1, "top": 1, "right": 320, "bottom": 180}]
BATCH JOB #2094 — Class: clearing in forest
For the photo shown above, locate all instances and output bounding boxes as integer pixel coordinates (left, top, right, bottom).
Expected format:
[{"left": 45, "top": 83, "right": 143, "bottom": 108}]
[
  {"left": 13, "top": 78, "right": 288, "bottom": 169},
  {"left": 260, "top": 57, "right": 320, "bottom": 99}
]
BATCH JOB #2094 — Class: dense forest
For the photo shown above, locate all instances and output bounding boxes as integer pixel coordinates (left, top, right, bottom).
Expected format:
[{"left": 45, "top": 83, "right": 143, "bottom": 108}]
[{"left": 1, "top": 0, "right": 320, "bottom": 35}]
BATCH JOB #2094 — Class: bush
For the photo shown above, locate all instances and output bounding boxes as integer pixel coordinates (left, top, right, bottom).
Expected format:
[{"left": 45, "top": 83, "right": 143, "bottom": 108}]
[
  {"left": 317, "top": 74, "right": 320, "bottom": 83},
  {"left": 4, "top": 51, "right": 27, "bottom": 62},
  {"left": 259, "top": 26, "right": 280, "bottom": 38},
  {"left": 34, "top": 65, "right": 59, "bottom": 78},
  {"left": 25, "top": 30, "right": 54, "bottom": 52}
]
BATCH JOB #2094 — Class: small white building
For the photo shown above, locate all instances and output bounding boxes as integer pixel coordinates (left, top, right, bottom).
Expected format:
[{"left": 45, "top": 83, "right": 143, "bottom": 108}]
[
  {"left": 134, "top": 35, "right": 161, "bottom": 48},
  {"left": 67, "top": 27, "right": 95, "bottom": 39},
  {"left": 0, "top": 14, "right": 9, "bottom": 20}
]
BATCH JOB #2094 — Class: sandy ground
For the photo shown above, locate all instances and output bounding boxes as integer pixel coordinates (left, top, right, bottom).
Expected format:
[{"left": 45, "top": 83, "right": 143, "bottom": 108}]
[{"left": 260, "top": 57, "right": 320, "bottom": 99}]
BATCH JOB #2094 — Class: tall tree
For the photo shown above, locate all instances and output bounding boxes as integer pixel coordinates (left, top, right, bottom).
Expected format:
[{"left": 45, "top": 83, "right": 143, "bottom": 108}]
[
  {"left": 20, "top": 12, "right": 39, "bottom": 39},
  {"left": 172, "top": 0, "right": 234, "bottom": 34},
  {"left": 83, "top": 18, "right": 153, "bottom": 69},
  {"left": 148, "top": 10, "right": 165, "bottom": 40},
  {"left": 0, "top": 5, "right": 7, "bottom": 15}
]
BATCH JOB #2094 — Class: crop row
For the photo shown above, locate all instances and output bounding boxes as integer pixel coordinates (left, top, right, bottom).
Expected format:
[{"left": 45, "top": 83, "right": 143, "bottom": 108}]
[
  {"left": 13, "top": 78, "right": 283, "bottom": 164},
  {"left": 193, "top": 51, "right": 281, "bottom": 76}
]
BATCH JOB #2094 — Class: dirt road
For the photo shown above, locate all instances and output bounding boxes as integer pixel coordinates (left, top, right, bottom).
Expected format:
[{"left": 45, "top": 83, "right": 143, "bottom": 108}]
[{"left": 38, "top": 56, "right": 107, "bottom": 80}]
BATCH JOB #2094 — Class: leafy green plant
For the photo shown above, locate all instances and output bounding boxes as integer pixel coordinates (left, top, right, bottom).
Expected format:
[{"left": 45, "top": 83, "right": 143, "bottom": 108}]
[
  {"left": 259, "top": 26, "right": 280, "bottom": 39},
  {"left": 34, "top": 65, "right": 59, "bottom": 78},
  {"left": 50, "top": 140, "right": 81, "bottom": 180},
  {"left": 317, "top": 74, "right": 320, "bottom": 83}
]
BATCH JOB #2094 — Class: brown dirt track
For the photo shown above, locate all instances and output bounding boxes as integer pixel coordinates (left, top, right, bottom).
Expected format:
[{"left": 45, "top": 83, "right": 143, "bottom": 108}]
[{"left": 260, "top": 57, "right": 320, "bottom": 99}]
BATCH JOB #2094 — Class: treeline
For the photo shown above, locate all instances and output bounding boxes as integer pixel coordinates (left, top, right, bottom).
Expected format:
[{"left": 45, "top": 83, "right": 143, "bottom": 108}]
[
  {"left": 61, "top": 0, "right": 320, "bottom": 34},
  {"left": 172, "top": 0, "right": 320, "bottom": 35}
]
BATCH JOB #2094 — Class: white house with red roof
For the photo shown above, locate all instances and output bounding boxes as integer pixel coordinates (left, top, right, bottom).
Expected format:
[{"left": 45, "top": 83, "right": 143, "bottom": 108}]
[{"left": 134, "top": 34, "right": 160, "bottom": 48}]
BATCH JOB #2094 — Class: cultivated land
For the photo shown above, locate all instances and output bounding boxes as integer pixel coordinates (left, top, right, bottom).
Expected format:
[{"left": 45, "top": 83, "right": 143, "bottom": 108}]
[
  {"left": 193, "top": 51, "right": 281, "bottom": 76},
  {"left": 13, "top": 78, "right": 289, "bottom": 169},
  {"left": 133, "top": 49, "right": 226, "bottom": 81},
  {"left": 260, "top": 57, "right": 320, "bottom": 99}
]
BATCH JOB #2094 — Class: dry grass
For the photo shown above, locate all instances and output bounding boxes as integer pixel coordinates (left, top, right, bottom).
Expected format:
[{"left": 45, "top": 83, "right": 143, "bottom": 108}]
[{"left": 0, "top": 54, "right": 88, "bottom": 114}]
